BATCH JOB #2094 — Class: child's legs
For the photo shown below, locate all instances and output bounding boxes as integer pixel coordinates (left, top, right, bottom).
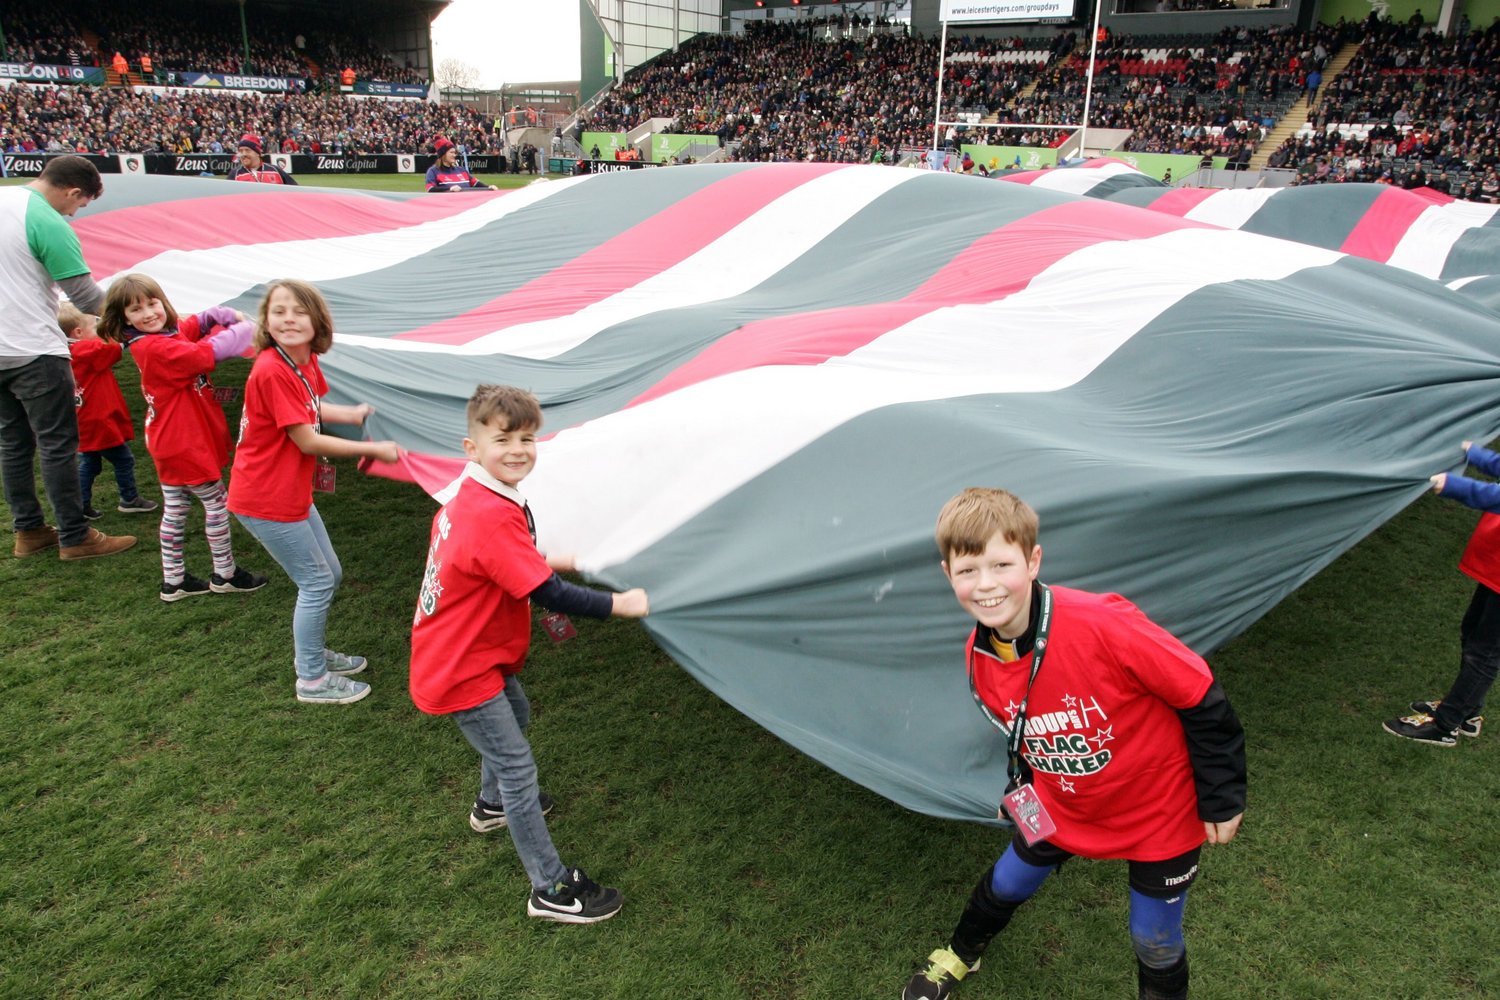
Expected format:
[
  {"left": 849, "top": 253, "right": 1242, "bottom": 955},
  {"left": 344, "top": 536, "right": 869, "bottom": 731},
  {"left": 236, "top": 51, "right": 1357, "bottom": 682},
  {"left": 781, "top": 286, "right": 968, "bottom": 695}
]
[
  {"left": 453, "top": 687, "right": 567, "bottom": 892},
  {"left": 1127, "top": 887, "right": 1189, "bottom": 968},
  {"left": 158, "top": 483, "right": 194, "bottom": 582},
  {"left": 477, "top": 677, "right": 532, "bottom": 805},
  {"left": 991, "top": 838, "right": 1061, "bottom": 901},
  {"left": 78, "top": 450, "right": 104, "bottom": 505},
  {"left": 102, "top": 443, "right": 140, "bottom": 503},
  {"left": 236, "top": 506, "right": 340, "bottom": 680},
  {"left": 1438, "top": 583, "right": 1500, "bottom": 728},
  {"left": 1126, "top": 846, "right": 1197, "bottom": 963},
  {"left": 187, "top": 480, "right": 235, "bottom": 578},
  {"left": 949, "top": 838, "right": 1061, "bottom": 965}
]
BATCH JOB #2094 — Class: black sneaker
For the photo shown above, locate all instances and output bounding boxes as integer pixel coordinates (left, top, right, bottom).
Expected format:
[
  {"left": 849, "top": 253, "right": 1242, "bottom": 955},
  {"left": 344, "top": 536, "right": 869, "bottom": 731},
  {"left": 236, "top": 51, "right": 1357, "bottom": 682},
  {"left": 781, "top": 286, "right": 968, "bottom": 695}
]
[
  {"left": 903, "top": 947, "right": 980, "bottom": 1000},
  {"left": 117, "top": 496, "right": 159, "bottom": 513},
  {"left": 470, "top": 791, "right": 555, "bottom": 832},
  {"left": 1383, "top": 712, "right": 1458, "bottom": 747},
  {"left": 1409, "top": 700, "right": 1482, "bottom": 738},
  {"left": 82, "top": 505, "right": 103, "bottom": 521},
  {"left": 527, "top": 867, "right": 622, "bottom": 924},
  {"left": 210, "top": 567, "right": 268, "bottom": 594},
  {"left": 160, "top": 574, "right": 211, "bottom": 603}
]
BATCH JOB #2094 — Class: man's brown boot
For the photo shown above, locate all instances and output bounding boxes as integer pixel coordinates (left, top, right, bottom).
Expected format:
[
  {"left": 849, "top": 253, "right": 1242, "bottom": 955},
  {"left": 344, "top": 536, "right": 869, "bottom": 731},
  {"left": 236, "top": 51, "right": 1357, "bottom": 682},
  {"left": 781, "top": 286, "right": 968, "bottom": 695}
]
[
  {"left": 58, "top": 528, "right": 137, "bottom": 561},
  {"left": 14, "top": 525, "right": 59, "bottom": 557}
]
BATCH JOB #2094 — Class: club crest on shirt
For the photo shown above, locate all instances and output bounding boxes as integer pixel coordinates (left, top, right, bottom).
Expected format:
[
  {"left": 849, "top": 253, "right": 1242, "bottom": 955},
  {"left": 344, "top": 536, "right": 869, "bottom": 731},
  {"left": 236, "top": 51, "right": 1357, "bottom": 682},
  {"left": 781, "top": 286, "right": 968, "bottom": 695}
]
[
  {"left": 415, "top": 510, "right": 452, "bottom": 621},
  {"left": 1005, "top": 693, "right": 1115, "bottom": 786}
]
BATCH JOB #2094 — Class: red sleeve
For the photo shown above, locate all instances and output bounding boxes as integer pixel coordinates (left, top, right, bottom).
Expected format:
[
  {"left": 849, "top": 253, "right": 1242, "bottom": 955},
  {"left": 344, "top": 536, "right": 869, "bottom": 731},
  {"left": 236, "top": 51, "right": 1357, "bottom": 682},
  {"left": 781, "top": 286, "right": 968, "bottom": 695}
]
[
  {"left": 1105, "top": 594, "right": 1214, "bottom": 710},
  {"left": 473, "top": 502, "right": 555, "bottom": 599},
  {"left": 262, "top": 361, "right": 319, "bottom": 430},
  {"left": 135, "top": 333, "right": 216, "bottom": 382},
  {"left": 70, "top": 339, "right": 122, "bottom": 374},
  {"left": 177, "top": 313, "right": 206, "bottom": 343}
]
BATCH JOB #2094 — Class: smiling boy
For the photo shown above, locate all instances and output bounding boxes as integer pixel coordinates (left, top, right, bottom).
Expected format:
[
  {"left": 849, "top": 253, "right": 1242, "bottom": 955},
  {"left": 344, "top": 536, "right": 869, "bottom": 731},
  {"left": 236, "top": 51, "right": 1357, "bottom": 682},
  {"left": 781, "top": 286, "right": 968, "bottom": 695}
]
[
  {"left": 902, "top": 488, "right": 1246, "bottom": 1000},
  {"left": 409, "top": 384, "right": 648, "bottom": 923}
]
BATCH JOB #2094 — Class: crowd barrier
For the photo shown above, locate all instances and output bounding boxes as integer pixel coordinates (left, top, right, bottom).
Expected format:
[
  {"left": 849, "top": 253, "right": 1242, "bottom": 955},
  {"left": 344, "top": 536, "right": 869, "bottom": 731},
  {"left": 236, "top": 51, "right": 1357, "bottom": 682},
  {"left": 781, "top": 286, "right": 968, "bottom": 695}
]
[{"left": 1, "top": 151, "right": 524, "bottom": 177}]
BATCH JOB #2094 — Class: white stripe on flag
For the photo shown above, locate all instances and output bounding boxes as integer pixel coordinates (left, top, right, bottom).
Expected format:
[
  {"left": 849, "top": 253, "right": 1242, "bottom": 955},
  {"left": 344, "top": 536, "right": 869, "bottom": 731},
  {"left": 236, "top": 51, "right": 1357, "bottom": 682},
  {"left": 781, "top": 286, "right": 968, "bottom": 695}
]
[
  {"left": 98, "top": 176, "right": 588, "bottom": 308},
  {"left": 337, "top": 167, "right": 923, "bottom": 358},
  {"left": 526, "top": 228, "right": 1341, "bottom": 571},
  {"left": 1024, "top": 160, "right": 1138, "bottom": 197},
  {"left": 1181, "top": 188, "right": 1278, "bottom": 230},
  {"left": 1385, "top": 201, "right": 1499, "bottom": 280}
]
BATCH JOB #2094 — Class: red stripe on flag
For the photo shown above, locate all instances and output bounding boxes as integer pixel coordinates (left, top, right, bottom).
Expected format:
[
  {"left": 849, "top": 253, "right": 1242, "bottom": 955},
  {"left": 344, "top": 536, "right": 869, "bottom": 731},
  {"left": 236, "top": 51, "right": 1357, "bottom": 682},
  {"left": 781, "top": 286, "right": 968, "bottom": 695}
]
[
  {"left": 393, "top": 163, "right": 848, "bottom": 346},
  {"left": 998, "top": 170, "right": 1047, "bottom": 185},
  {"left": 361, "top": 449, "right": 465, "bottom": 494},
  {"left": 627, "top": 200, "right": 1209, "bottom": 408},
  {"left": 75, "top": 191, "right": 487, "bottom": 277},
  {"left": 1338, "top": 187, "right": 1437, "bottom": 262},
  {"left": 1145, "top": 188, "right": 1220, "bottom": 217}
]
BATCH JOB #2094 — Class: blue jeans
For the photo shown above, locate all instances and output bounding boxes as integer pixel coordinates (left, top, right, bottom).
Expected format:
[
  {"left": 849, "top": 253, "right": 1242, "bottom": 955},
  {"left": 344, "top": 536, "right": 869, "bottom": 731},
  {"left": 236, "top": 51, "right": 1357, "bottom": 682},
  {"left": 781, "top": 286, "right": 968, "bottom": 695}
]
[
  {"left": 0, "top": 356, "right": 89, "bottom": 544},
  {"left": 235, "top": 505, "right": 342, "bottom": 681},
  {"left": 1437, "top": 583, "right": 1500, "bottom": 729},
  {"left": 452, "top": 678, "right": 567, "bottom": 891},
  {"left": 78, "top": 442, "right": 140, "bottom": 506}
]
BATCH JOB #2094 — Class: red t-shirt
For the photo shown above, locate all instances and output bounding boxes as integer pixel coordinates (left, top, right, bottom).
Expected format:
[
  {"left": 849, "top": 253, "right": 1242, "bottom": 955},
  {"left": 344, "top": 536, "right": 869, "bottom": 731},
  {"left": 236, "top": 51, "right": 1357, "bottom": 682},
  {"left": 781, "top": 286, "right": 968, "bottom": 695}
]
[
  {"left": 967, "top": 586, "right": 1213, "bottom": 861},
  {"left": 227, "top": 348, "right": 326, "bottom": 522},
  {"left": 129, "top": 314, "right": 228, "bottom": 485},
  {"left": 409, "top": 472, "right": 553, "bottom": 715},
  {"left": 1459, "top": 515, "right": 1500, "bottom": 593},
  {"left": 69, "top": 338, "right": 133, "bottom": 452}
]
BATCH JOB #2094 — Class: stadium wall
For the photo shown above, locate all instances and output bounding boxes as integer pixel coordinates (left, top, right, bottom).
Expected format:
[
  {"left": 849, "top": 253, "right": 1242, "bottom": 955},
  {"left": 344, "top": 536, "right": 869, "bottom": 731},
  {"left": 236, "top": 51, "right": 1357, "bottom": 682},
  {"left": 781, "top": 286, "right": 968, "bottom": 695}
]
[{"left": 580, "top": 0, "right": 615, "bottom": 103}]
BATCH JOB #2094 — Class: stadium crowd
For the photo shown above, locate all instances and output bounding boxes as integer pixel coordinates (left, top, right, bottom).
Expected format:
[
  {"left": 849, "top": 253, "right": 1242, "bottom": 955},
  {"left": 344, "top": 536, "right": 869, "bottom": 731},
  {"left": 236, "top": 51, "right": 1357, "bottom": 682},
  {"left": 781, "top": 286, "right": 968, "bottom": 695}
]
[
  {"left": 1266, "top": 16, "right": 1500, "bottom": 198},
  {"left": 5, "top": 2, "right": 1499, "bottom": 201},
  {"left": 1, "top": 2, "right": 426, "bottom": 86},
  {"left": 578, "top": 18, "right": 1360, "bottom": 164},
  {"left": 1, "top": 85, "right": 503, "bottom": 157}
]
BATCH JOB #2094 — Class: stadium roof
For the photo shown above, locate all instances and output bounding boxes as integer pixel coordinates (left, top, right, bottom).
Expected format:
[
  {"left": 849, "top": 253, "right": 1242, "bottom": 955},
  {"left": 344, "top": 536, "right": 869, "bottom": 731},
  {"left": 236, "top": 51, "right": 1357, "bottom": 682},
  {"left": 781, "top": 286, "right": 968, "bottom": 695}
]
[{"left": 200, "top": 0, "right": 448, "bottom": 22}]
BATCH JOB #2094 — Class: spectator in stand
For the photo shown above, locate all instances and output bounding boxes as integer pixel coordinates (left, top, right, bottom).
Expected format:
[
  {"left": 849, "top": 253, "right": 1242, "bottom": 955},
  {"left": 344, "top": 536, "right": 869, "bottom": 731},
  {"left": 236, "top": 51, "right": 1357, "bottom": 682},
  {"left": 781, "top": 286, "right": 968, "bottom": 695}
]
[{"left": 226, "top": 134, "right": 298, "bottom": 185}]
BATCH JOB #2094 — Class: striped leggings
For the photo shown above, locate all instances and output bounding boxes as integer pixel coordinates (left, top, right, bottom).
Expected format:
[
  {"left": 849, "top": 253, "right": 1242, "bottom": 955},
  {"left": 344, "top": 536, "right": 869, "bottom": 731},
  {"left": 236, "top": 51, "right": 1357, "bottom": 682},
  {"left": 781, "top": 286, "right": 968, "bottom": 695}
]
[{"left": 159, "top": 480, "right": 236, "bottom": 584}]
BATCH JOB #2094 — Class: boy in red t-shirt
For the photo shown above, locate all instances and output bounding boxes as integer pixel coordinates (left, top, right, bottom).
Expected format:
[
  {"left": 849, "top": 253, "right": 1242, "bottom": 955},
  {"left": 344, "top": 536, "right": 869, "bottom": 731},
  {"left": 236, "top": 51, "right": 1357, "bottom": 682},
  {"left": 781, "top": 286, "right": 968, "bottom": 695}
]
[
  {"left": 410, "top": 384, "right": 649, "bottom": 924},
  {"left": 59, "top": 304, "right": 157, "bottom": 519},
  {"left": 902, "top": 488, "right": 1246, "bottom": 1000},
  {"left": 1383, "top": 441, "right": 1500, "bottom": 745}
]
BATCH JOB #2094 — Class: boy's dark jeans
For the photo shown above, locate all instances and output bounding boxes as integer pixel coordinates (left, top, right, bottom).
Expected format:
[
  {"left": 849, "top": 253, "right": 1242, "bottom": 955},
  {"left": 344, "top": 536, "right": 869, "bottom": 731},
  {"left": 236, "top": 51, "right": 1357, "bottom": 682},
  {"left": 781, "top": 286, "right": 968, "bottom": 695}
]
[
  {"left": 0, "top": 356, "right": 89, "bottom": 544},
  {"left": 1437, "top": 583, "right": 1500, "bottom": 730},
  {"left": 79, "top": 442, "right": 140, "bottom": 506}
]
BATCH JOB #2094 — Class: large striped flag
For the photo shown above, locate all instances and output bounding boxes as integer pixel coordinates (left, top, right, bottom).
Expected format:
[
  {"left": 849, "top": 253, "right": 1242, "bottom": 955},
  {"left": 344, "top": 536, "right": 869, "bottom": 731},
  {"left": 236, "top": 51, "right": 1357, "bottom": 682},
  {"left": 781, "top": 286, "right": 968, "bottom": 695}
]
[
  {"left": 1003, "top": 159, "right": 1500, "bottom": 304},
  {"left": 75, "top": 167, "right": 1500, "bottom": 819}
]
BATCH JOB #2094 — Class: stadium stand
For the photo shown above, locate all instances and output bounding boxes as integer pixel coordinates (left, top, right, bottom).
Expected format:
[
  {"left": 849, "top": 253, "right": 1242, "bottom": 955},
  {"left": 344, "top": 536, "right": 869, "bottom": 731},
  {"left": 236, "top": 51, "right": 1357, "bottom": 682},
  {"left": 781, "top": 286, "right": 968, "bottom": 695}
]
[
  {"left": 3, "top": 2, "right": 1496, "bottom": 202},
  {"left": 1266, "top": 17, "right": 1500, "bottom": 199}
]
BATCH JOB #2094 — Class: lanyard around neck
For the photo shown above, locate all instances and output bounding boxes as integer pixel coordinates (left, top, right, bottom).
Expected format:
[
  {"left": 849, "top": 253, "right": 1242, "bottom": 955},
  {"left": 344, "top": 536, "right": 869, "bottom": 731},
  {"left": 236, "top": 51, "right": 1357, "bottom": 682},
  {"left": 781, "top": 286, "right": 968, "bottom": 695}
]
[
  {"left": 272, "top": 343, "right": 322, "bottom": 433},
  {"left": 967, "top": 582, "right": 1053, "bottom": 786}
]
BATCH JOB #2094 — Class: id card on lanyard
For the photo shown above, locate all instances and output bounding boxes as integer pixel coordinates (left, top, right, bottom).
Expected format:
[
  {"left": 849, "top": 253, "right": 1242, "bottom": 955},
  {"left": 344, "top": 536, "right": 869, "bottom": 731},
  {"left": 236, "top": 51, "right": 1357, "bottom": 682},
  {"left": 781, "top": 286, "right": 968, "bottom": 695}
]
[
  {"left": 967, "top": 583, "right": 1057, "bottom": 844},
  {"left": 515, "top": 495, "right": 575, "bottom": 643},
  {"left": 272, "top": 344, "right": 335, "bottom": 493}
]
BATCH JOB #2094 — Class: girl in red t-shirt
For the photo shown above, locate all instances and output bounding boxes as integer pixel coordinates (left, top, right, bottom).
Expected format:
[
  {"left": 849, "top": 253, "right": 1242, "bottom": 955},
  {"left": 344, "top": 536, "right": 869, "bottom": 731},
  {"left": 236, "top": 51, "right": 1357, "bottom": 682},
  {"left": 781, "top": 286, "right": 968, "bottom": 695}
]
[
  {"left": 227, "top": 279, "right": 402, "bottom": 706},
  {"left": 99, "top": 273, "right": 266, "bottom": 603}
]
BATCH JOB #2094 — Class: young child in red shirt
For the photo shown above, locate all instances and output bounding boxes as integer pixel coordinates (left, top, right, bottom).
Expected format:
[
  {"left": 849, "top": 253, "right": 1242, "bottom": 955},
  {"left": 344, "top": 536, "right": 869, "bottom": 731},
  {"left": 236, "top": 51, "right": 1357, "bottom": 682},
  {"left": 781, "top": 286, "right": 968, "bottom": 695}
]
[
  {"left": 227, "top": 279, "right": 402, "bottom": 706},
  {"left": 1384, "top": 441, "right": 1500, "bottom": 745},
  {"left": 410, "top": 384, "right": 649, "bottom": 924},
  {"left": 98, "top": 273, "right": 265, "bottom": 602},
  {"left": 59, "top": 304, "right": 156, "bottom": 520},
  {"left": 903, "top": 488, "right": 1246, "bottom": 1000}
]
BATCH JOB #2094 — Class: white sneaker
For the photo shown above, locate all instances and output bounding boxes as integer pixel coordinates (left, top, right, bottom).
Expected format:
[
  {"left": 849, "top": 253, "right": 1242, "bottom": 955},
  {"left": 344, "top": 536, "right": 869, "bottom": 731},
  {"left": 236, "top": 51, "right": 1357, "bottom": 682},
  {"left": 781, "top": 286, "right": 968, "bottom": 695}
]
[{"left": 296, "top": 673, "right": 370, "bottom": 705}]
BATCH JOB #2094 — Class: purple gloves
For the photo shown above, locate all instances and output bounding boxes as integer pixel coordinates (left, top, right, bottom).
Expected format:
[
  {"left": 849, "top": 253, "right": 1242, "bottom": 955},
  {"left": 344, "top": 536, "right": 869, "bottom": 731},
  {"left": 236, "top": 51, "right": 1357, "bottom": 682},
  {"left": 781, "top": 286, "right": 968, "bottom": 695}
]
[{"left": 208, "top": 319, "right": 256, "bottom": 361}]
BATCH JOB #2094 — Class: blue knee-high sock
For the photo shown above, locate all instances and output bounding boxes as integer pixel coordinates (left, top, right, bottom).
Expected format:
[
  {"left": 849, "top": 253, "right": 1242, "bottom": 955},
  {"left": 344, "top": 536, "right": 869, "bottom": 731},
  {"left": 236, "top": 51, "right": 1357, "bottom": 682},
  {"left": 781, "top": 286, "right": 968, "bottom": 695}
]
[
  {"left": 1129, "top": 887, "right": 1188, "bottom": 999},
  {"left": 948, "top": 845, "right": 1055, "bottom": 965}
]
